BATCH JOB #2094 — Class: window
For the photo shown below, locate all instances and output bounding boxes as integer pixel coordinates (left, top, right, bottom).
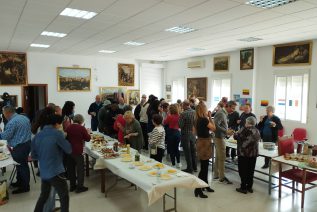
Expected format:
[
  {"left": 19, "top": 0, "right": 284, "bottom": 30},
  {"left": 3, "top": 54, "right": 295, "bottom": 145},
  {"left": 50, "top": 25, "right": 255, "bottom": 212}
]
[
  {"left": 274, "top": 73, "right": 309, "bottom": 123},
  {"left": 211, "top": 78, "right": 231, "bottom": 109},
  {"left": 172, "top": 79, "right": 184, "bottom": 103},
  {"left": 140, "top": 64, "right": 163, "bottom": 98}
]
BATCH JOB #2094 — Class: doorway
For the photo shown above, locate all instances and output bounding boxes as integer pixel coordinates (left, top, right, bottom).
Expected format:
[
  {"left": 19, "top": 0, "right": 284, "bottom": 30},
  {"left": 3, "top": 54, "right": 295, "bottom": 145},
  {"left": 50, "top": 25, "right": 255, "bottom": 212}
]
[{"left": 22, "top": 84, "right": 48, "bottom": 122}]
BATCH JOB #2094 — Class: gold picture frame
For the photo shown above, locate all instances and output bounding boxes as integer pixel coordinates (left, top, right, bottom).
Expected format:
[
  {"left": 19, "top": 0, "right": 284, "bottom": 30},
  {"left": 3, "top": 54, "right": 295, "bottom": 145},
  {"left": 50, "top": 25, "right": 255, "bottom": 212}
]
[
  {"left": 187, "top": 77, "right": 207, "bottom": 101},
  {"left": 240, "top": 49, "right": 254, "bottom": 70},
  {"left": 99, "top": 86, "right": 127, "bottom": 103},
  {"left": 214, "top": 56, "right": 229, "bottom": 72},
  {"left": 127, "top": 90, "right": 140, "bottom": 106},
  {"left": 57, "top": 67, "right": 91, "bottom": 92},
  {"left": 118, "top": 63, "right": 135, "bottom": 86},
  {"left": 273, "top": 41, "right": 312, "bottom": 66},
  {"left": 0, "top": 51, "right": 28, "bottom": 86}
]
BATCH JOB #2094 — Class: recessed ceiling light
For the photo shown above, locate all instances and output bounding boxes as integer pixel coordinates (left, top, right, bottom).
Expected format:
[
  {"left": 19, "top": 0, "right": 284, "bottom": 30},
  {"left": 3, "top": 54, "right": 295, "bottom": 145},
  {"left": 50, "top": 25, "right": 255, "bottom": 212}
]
[
  {"left": 124, "top": 41, "right": 146, "bottom": 46},
  {"left": 60, "top": 8, "right": 97, "bottom": 19},
  {"left": 165, "top": 26, "right": 197, "bottom": 34},
  {"left": 98, "top": 50, "right": 116, "bottom": 53},
  {"left": 41, "top": 31, "right": 67, "bottom": 38},
  {"left": 187, "top": 48, "right": 206, "bottom": 52},
  {"left": 238, "top": 37, "right": 263, "bottom": 42},
  {"left": 30, "top": 43, "right": 50, "bottom": 48},
  {"left": 245, "top": 0, "right": 298, "bottom": 9}
]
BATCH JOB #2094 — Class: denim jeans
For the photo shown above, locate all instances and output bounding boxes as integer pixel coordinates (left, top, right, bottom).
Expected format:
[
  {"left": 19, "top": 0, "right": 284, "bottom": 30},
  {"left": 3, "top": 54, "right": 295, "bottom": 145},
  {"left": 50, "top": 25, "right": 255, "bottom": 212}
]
[
  {"left": 43, "top": 188, "right": 56, "bottom": 212},
  {"left": 11, "top": 141, "right": 31, "bottom": 190}
]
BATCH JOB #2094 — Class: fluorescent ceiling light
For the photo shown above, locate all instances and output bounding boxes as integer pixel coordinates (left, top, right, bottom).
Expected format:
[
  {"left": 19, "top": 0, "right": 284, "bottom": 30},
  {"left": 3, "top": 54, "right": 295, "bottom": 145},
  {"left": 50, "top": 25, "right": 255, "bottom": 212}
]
[
  {"left": 60, "top": 8, "right": 97, "bottom": 19},
  {"left": 41, "top": 31, "right": 67, "bottom": 38},
  {"left": 165, "top": 26, "right": 197, "bottom": 34},
  {"left": 124, "top": 41, "right": 145, "bottom": 46},
  {"left": 245, "top": 0, "right": 298, "bottom": 9},
  {"left": 187, "top": 48, "right": 206, "bottom": 52},
  {"left": 238, "top": 37, "right": 263, "bottom": 42},
  {"left": 99, "top": 50, "right": 116, "bottom": 53},
  {"left": 30, "top": 43, "right": 50, "bottom": 48}
]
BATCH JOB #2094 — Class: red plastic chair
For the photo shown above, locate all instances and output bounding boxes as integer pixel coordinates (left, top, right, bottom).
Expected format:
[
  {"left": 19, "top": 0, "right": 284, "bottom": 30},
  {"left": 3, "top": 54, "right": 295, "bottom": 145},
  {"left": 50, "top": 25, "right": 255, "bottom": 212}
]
[
  {"left": 292, "top": 128, "right": 307, "bottom": 142},
  {"left": 278, "top": 137, "right": 294, "bottom": 156},
  {"left": 278, "top": 128, "right": 285, "bottom": 138}
]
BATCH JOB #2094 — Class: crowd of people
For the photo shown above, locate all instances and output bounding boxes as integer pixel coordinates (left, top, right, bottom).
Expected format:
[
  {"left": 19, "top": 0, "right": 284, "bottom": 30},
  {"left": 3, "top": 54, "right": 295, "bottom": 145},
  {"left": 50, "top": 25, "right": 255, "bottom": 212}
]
[{"left": 0, "top": 91, "right": 284, "bottom": 211}]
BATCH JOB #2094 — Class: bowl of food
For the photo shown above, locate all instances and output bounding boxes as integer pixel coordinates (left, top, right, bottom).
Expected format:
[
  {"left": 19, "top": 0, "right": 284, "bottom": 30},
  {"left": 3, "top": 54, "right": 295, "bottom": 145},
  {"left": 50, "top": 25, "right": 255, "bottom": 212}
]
[
  {"left": 263, "top": 142, "right": 275, "bottom": 150},
  {"left": 308, "top": 157, "right": 317, "bottom": 168}
]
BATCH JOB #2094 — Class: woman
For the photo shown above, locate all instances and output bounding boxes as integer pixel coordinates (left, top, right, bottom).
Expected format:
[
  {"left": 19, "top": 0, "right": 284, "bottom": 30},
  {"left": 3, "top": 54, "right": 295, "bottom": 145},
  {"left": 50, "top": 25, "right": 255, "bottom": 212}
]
[
  {"left": 62, "top": 101, "right": 75, "bottom": 131},
  {"left": 234, "top": 116, "right": 260, "bottom": 194},
  {"left": 160, "top": 102, "right": 169, "bottom": 121},
  {"left": 147, "top": 99, "right": 160, "bottom": 133},
  {"left": 164, "top": 104, "right": 181, "bottom": 167},
  {"left": 194, "top": 101, "right": 216, "bottom": 198},
  {"left": 114, "top": 105, "right": 132, "bottom": 144},
  {"left": 149, "top": 114, "right": 165, "bottom": 162},
  {"left": 257, "top": 106, "right": 283, "bottom": 168},
  {"left": 123, "top": 111, "right": 144, "bottom": 152}
]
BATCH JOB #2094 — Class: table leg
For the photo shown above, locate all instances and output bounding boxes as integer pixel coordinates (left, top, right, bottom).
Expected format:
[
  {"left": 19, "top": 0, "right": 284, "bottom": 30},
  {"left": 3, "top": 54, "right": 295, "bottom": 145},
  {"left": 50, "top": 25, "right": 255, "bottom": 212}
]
[
  {"left": 105, "top": 176, "right": 119, "bottom": 197},
  {"left": 163, "top": 188, "right": 177, "bottom": 212},
  {"left": 278, "top": 162, "right": 282, "bottom": 198},
  {"left": 268, "top": 159, "right": 272, "bottom": 195},
  {"left": 85, "top": 154, "right": 90, "bottom": 177},
  {"left": 301, "top": 170, "right": 307, "bottom": 209},
  {"left": 100, "top": 169, "right": 105, "bottom": 193}
]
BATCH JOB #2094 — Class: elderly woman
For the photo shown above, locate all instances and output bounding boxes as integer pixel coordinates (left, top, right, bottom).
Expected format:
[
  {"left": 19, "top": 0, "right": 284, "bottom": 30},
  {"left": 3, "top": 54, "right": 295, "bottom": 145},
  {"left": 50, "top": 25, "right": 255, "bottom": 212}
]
[
  {"left": 123, "top": 111, "right": 144, "bottom": 152},
  {"left": 257, "top": 106, "right": 283, "bottom": 169},
  {"left": 194, "top": 101, "right": 216, "bottom": 198},
  {"left": 234, "top": 117, "right": 261, "bottom": 194}
]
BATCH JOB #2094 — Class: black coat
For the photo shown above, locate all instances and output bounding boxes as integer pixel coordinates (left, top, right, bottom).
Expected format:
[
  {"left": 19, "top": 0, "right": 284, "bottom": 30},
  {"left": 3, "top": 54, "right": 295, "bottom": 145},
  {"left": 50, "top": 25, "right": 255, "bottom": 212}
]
[{"left": 257, "top": 115, "right": 283, "bottom": 143}]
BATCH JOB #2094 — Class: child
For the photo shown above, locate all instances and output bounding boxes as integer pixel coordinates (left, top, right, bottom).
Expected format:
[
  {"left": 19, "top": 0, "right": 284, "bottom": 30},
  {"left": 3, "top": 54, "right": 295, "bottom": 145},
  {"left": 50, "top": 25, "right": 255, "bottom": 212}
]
[
  {"left": 148, "top": 114, "right": 165, "bottom": 162},
  {"left": 65, "top": 114, "right": 91, "bottom": 193},
  {"left": 234, "top": 116, "right": 260, "bottom": 194}
]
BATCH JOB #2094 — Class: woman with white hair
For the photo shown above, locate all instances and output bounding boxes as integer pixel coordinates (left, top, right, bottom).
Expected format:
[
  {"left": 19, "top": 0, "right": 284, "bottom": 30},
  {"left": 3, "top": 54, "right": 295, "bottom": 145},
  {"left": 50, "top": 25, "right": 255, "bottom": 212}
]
[
  {"left": 123, "top": 111, "right": 144, "bottom": 151},
  {"left": 234, "top": 116, "right": 261, "bottom": 194},
  {"left": 257, "top": 106, "right": 283, "bottom": 168}
]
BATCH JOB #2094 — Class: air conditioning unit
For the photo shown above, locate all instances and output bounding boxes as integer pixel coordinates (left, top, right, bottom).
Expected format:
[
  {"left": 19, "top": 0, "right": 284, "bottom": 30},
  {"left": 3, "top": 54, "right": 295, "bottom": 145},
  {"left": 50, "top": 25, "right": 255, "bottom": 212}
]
[{"left": 187, "top": 60, "right": 205, "bottom": 69}]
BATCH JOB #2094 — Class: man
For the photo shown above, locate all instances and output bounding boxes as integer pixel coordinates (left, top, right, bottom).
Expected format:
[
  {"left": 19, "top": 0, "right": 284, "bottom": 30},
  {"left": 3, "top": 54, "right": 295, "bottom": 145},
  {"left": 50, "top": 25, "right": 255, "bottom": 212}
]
[
  {"left": 1, "top": 92, "right": 15, "bottom": 126},
  {"left": 32, "top": 114, "right": 72, "bottom": 212},
  {"left": 226, "top": 108, "right": 240, "bottom": 160},
  {"left": 0, "top": 106, "right": 32, "bottom": 194},
  {"left": 88, "top": 95, "right": 103, "bottom": 131},
  {"left": 135, "top": 95, "right": 150, "bottom": 150},
  {"left": 118, "top": 97, "right": 127, "bottom": 110},
  {"left": 178, "top": 100, "right": 197, "bottom": 173},
  {"left": 98, "top": 100, "right": 111, "bottom": 133},
  {"left": 214, "top": 100, "right": 236, "bottom": 184},
  {"left": 238, "top": 104, "right": 256, "bottom": 129}
]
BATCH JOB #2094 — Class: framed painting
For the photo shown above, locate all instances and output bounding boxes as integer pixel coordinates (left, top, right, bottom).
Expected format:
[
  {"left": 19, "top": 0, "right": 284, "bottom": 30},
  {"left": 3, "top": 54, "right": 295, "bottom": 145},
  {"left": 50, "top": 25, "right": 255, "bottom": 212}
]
[
  {"left": 240, "top": 49, "right": 254, "bottom": 70},
  {"left": 0, "top": 52, "right": 28, "bottom": 86},
  {"left": 166, "top": 85, "right": 171, "bottom": 92},
  {"left": 0, "top": 95, "right": 18, "bottom": 107},
  {"left": 127, "top": 90, "right": 140, "bottom": 106},
  {"left": 187, "top": 77, "right": 207, "bottom": 101},
  {"left": 273, "top": 41, "right": 312, "bottom": 66},
  {"left": 118, "top": 63, "right": 135, "bottom": 86},
  {"left": 99, "top": 87, "right": 127, "bottom": 103},
  {"left": 57, "top": 67, "right": 91, "bottom": 91},
  {"left": 214, "top": 56, "right": 229, "bottom": 71}
]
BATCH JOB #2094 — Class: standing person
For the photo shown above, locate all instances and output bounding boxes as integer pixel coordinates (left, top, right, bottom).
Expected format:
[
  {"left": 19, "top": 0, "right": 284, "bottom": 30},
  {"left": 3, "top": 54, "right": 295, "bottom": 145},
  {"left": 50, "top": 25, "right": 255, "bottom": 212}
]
[
  {"left": 134, "top": 94, "right": 147, "bottom": 121},
  {"left": 65, "top": 114, "right": 91, "bottom": 193},
  {"left": 149, "top": 114, "right": 165, "bottom": 162},
  {"left": 160, "top": 102, "right": 169, "bottom": 121},
  {"left": 238, "top": 104, "right": 256, "bottom": 129},
  {"left": 178, "top": 100, "right": 197, "bottom": 174},
  {"left": 234, "top": 117, "right": 260, "bottom": 194},
  {"left": 194, "top": 101, "right": 216, "bottom": 198},
  {"left": 1, "top": 92, "right": 15, "bottom": 126},
  {"left": 62, "top": 101, "right": 75, "bottom": 131},
  {"left": 88, "top": 95, "right": 103, "bottom": 131},
  {"left": 257, "top": 106, "right": 283, "bottom": 169},
  {"left": 213, "top": 100, "right": 236, "bottom": 184},
  {"left": 32, "top": 114, "right": 72, "bottom": 212},
  {"left": 226, "top": 109, "right": 240, "bottom": 160},
  {"left": 98, "top": 100, "right": 111, "bottom": 133},
  {"left": 114, "top": 106, "right": 132, "bottom": 144},
  {"left": 0, "top": 106, "right": 32, "bottom": 194},
  {"left": 147, "top": 99, "right": 161, "bottom": 133},
  {"left": 164, "top": 104, "right": 181, "bottom": 167},
  {"left": 118, "top": 97, "right": 127, "bottom": 110},
  {"left": 123, "top": 111, "right": 144, "bottom": 152},
  {"left": 138, "top": 95, "right": 150, "bottom": 150}
]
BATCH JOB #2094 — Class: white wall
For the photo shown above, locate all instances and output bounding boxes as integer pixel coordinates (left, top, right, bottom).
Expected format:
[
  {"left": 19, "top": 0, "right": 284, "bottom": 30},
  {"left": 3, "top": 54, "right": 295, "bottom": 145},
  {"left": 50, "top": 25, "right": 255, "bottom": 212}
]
[
  {"left": 0, "top": 52, "right": 139, "bottom": 127},
  {"left": 164, "top": 40, "right": 317, "bottom": 143}
]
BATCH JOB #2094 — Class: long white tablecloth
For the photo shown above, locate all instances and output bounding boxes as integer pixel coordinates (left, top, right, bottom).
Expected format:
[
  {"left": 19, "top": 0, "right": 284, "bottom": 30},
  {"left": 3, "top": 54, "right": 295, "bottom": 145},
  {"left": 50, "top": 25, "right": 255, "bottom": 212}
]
[
  {"left": 0, "top": 140, "right": 17, "bottom": 169},
  {"left": 84, "top": 135, "right": 208, "bottom": 206}
]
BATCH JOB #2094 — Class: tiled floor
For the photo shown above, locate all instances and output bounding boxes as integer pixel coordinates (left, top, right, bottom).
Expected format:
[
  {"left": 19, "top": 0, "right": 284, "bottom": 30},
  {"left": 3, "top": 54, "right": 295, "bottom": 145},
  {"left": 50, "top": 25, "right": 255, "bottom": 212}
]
[{"left": 1, "top": 156, "right": 317, "bottom": 212}]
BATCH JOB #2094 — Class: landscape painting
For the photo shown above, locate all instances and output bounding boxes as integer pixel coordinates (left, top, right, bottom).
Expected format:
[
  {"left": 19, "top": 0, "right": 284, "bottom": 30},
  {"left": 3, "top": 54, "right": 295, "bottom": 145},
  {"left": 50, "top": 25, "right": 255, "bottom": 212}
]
[
  {"left": 240, "top": 49, "right": 254, "bottom": 70},
  {"left": 187, "top": 77, "right": 207, "bottom": 101},
  {"left": 273, "top": 41, "right": 312, "bottom": 66},
  {"left": 57, "top": 67, "right": 91, "bottom": 91},
  {"left": 118, "top": 63, "right": 135, "bottom": 86},
  {"left": 0, "top": 52, "right": 27, "bottom": 86},
  {"left": 214, "top": 56, "right": 229, "bottom": 71}
]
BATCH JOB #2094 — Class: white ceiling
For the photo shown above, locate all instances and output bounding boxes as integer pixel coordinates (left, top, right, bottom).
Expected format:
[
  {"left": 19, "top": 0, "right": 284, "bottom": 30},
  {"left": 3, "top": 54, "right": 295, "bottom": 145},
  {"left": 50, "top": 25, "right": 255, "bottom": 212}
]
[{"left": 1, "top": 0, "right": 317, "bottom": 61}]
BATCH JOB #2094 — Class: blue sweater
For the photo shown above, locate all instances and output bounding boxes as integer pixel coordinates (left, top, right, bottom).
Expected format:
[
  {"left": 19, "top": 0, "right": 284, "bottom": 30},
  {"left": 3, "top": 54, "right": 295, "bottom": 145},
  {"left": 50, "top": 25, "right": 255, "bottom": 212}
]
[{"left": 31, "top": 125, "right": 72, "bottom": 180}]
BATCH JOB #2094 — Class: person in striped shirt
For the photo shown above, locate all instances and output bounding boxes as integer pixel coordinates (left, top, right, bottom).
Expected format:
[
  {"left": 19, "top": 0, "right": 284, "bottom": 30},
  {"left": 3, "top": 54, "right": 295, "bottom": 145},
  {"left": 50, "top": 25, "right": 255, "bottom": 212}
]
[{"left": 149, "top": 114, "right": 165, "bottom": 162}]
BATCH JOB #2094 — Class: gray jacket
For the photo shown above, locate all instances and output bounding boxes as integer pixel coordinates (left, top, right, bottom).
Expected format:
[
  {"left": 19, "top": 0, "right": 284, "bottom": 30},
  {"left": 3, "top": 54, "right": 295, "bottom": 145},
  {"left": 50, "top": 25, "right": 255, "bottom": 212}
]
[{"left": 214, "top": 108, "right": 228, "bottom": 139}]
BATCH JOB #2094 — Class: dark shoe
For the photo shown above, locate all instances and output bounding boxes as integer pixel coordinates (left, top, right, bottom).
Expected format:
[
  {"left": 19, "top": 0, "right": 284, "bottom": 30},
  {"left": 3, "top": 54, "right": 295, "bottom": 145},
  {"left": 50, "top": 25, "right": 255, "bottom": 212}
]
[
  {"left": 182, "top": 169, "right": 193, "bottom": 174},
  {"left": 220, "top": 177, "right": 233, "bottom": 184},
  {"left": 12, "top": 188, "right": 30, "bottom": 194},
  {"left": 70, "top": 185, "right": 77, "bottom": 192},
  {"left": 194, "top": 188, "right": 208, "bottom": 198},
  {"left": 10, "top": 182, "right": 21, "bottom": 188},
  {"left": 261, "top": 164, "right": 269, "bottom": 169},
  {"left": 202, "top": 187, "right": 215, "bottom": 192},
  {"left": 236, "top": 188, "right": 247, "bottom": 194},
  {"left": 247, "top": 188, "right": 254, "bottom": 193},
  {"left": 76, "top": 186, "right": 88, "bottom": 193}
]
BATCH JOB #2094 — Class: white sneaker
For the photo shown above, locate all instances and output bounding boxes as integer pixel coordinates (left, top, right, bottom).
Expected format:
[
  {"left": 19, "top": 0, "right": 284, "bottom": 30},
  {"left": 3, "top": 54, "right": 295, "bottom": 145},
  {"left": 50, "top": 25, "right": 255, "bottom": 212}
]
[{"left": 176, "top": 163, "right": 182, "bottom": 168}]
